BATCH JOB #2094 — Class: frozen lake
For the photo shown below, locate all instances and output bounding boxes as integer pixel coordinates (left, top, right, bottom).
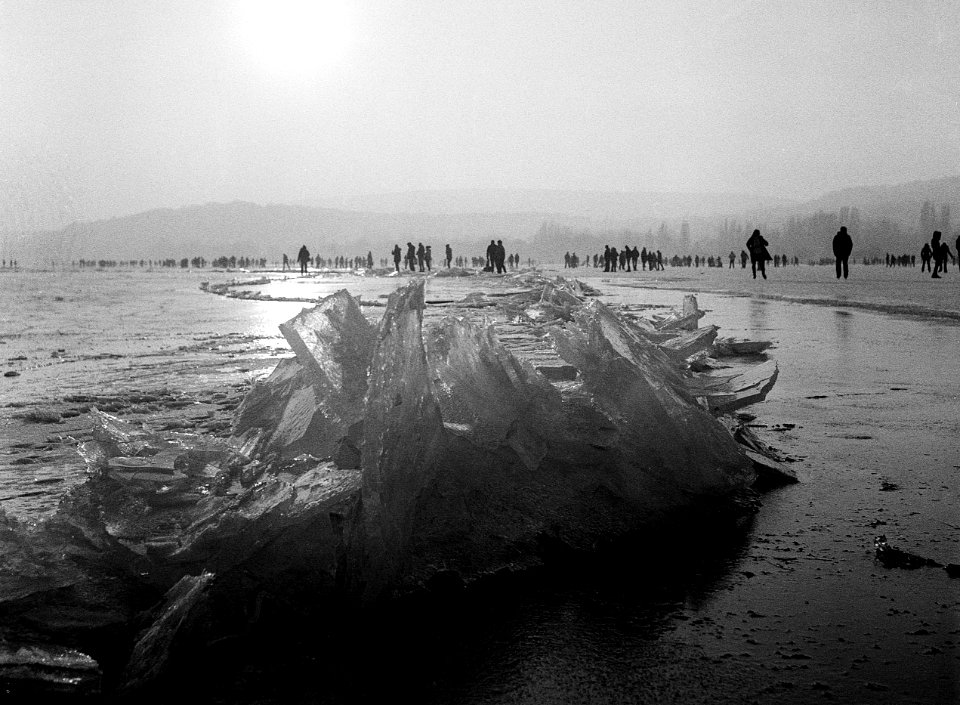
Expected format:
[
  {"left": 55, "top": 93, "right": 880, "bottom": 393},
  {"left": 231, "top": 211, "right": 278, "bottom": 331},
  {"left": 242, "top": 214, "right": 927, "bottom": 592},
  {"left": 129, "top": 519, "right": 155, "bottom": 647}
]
[{"left": 1, "top": 264, "right": 958, "bottom": 703}]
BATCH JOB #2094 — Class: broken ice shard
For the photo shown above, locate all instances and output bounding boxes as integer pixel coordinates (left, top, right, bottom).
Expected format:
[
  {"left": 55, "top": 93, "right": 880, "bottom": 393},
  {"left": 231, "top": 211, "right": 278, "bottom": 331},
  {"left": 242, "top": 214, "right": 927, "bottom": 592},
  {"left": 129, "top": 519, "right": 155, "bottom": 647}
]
[{"left": 233, "top": 289, "right": 375, "bottom": 461}]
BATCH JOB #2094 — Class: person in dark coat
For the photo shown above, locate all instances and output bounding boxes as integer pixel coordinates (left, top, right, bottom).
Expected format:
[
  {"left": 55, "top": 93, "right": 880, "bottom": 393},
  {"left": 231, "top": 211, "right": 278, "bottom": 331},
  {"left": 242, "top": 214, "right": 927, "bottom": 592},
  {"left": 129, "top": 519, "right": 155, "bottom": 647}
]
[
  {"left": 406, "top": 242, "right": 416, "bottom": 271},
  {"left": 485, "top": 240, "right": 497, "bottom": 271},
  {"left": 392, "top": 244, "right": 402, "bottom": 273},
  {"left": 832, "top": 226, "right": 853, "bottom": 279},
  {"left": 297, "top": 244, "right": 311, "bottom": 275},
  {"left": 931, "top": 231, "right": 944, "bottom": 278},
  {"left": 746, "top": 229, "right": 770, "bottom": 279}
]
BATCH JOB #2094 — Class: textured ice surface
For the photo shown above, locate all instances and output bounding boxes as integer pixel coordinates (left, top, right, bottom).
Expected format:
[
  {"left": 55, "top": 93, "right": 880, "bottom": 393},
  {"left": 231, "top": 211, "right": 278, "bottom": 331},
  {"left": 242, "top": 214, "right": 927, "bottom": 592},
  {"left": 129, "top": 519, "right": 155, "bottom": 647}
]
[{"left": 0, "top": 275, "right": 781, "bottom": 696}]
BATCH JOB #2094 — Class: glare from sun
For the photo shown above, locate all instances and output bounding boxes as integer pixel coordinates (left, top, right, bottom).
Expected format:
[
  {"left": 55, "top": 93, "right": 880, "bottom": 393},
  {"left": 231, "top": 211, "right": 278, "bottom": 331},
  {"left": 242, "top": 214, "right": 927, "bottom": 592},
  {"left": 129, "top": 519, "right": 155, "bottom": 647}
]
[{"left": 236, "top": 0, "right": 352, "bottom": 78}]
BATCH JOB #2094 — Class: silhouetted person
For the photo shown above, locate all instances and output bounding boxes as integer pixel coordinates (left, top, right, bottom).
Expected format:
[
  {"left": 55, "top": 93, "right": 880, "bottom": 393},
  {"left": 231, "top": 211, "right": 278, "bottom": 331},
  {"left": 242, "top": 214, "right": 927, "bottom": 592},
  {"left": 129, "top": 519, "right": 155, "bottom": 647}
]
[
  {"left": 282, "top": 253, "right": 289, "bottom": 271},
  {"left": 931, "top": 231, "right": 945, "bottom": 278},
  {"left": 416, "top": 243, "right": 426, "bottom": 272},
  {"left": 445, "top": 244, "right": 452, "bottom": 268},
  {"left": 729, "top": 251, "right": 736, "bottom": 268},
  {"left": 485, "top": 240, "right": 497, "bottom": 271},
  {"left": 406, "top": 242, "right": 416, "bottom": 271},
  {"left": 942, "top": 242, "right": 955, "bottom": 269},
  {"left": 392, "top": 244, "right": 402, "bottom": 273},
  {"left": 833, "top": 225, "right": 853, "bottom": 279},
  {"left": 746, "top": 229, "right": 770, "bottom": 279},
  {"left": 297, "top": 244, "right": 310, "bottom": 275},
  {"left": 425, "top": 245, "right": 432, "bottom": 271},
  {"left": 740, "top": 250, "right": 748, "bottom": 268},
  {"left": 920, "top": 243, "right": 932, "bottom": 272},
  {"left": 495, "top": 240, "right": 506, "bottom": 273}
]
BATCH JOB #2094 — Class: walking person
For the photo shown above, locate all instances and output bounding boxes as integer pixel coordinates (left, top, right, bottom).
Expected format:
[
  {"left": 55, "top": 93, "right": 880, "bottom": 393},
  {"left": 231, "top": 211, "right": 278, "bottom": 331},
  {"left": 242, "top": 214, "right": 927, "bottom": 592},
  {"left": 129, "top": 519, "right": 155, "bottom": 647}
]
[
  {"left": 931, "top": 232, "right": 945, "bottom": 278},
  {"left": 296, "top": 244, "right": 311, "bottom": 275},
  {"left": 746, "top": 229, "right": 770, "bottom": 280},
  {"left": 832, "top": 226, "right": 853, "bottom": 279},
  {"left": 495, "top": 240, "right": 506, "bottom": 273}
]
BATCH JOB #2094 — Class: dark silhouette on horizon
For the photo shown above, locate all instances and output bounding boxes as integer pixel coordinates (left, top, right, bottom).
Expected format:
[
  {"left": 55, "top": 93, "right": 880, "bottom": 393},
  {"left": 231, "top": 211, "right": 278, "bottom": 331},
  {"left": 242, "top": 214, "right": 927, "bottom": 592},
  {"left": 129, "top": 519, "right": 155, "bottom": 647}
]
[
  {"left": 832, "top": 226, "right": 853, "bottom": 279},
  {"left": 746, "top": 229, "right": 770, "bottom": 279},
  {"left": 296, "top": 244, "right": 310, "bottom": 275}
]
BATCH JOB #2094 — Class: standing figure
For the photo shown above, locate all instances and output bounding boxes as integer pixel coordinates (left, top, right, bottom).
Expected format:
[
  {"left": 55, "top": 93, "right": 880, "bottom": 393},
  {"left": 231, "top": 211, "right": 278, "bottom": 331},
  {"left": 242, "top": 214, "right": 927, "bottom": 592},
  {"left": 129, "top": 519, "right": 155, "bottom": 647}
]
[
  {"left": 282, "top": 253, "right": 289, "bottom": 271},
  {"left": 931, "top": 232, "right": 944, "bottom": 278},
  {"left": 416, "top": 243, "right": 426, "bottom": 272},
  {"left": 425, "top": 245, "right": 433, "bottom": 271},
  {"left": 486, "top": 240, "right": 497, "bottom": 271},
  {"left": 495, "top": 240, "right": 506, "bottom": 273},
  {"left": 746, "top": 229, "right": 770, "bottom": 280},
  {"left": 445, "top": 244, "right": 452, "bottom": 268},
  {"left": 729, "top": 251, "right": 736, "bottom": 268},
  {"left": 406, "top": 242, "right": 417, "bottom": 271},
  {"left": 832, "top": 226, "right": 853, "bottom": 279},
  {"left": 392, "top": 244, "right": 402, "bottom": 273},
  {"left": 920, "top": 243, "right": 932, "bottom": 272},
  {"left": 934, "top": 235, "right": 955, "bottom": 277},
  {"left": 297, "top": 244, "right": 311, "bottom": 275}
]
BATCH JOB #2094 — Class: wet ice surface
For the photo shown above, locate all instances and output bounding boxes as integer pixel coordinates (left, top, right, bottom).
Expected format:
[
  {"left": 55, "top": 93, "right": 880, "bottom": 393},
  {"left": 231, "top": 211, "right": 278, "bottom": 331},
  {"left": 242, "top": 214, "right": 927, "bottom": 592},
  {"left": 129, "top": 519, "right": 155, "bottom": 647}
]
[
  {"left": 594, "top": 281, "right": 960, "bottom": 704},
  {"left": 1, "top": 265, "right": 958, "bottom": 703}
]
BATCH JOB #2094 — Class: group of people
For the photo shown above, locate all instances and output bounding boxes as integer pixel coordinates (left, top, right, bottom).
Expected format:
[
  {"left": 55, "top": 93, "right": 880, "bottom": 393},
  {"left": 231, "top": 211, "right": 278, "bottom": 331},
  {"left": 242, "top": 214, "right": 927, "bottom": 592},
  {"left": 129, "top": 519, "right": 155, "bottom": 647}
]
[
  {"left": 593, "top": 246, "right": 664, "bottom": 272},
  {"left": 284, "top": 228, "right": 958, "bottom": 282},
  {"left": 386, "top": 241, "right": 520, "bottom": 274},
  {"left": 834, "top": 227, "right": 958, "bottom": 280},
  {"left": 390, "top": 243, "right": 433, "bottom": 272},
  {"left": 485, "top": 239, "right": 508, "bottom": 273},
  {"left": 920, "top": 232, "right": 957, "bottom": 278}
]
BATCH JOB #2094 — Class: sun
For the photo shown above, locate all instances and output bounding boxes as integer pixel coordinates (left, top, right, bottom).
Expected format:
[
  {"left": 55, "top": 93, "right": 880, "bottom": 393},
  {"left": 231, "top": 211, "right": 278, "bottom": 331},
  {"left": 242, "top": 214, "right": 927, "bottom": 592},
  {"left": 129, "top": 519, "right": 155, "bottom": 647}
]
[{"left": 235, "top": 0, "right": 352, "bottom": 78}]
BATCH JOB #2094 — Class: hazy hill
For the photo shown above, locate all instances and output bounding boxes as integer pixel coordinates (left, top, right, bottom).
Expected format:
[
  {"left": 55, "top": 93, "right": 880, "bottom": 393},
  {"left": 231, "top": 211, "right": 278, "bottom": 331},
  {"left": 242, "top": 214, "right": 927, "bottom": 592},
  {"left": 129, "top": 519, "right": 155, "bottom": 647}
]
[
  {"left": 6, "top": 177, "right": 960, "bottom": 265},
  {"left": 315, "top": 188, "right": 797, "bottom": 220},
  {"left": 9, "top": 202, "right": 550, "bottom": 265},
  {"left": 807, "top": 176, "right": 960, "bottom": 218}
]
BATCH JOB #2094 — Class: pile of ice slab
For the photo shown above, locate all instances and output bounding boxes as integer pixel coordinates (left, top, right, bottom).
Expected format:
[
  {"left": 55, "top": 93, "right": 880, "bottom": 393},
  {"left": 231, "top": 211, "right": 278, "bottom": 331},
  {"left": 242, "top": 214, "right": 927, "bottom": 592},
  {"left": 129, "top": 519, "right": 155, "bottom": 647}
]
[{"left": 0, "top": 276, "right": 786, "bottom": 697}]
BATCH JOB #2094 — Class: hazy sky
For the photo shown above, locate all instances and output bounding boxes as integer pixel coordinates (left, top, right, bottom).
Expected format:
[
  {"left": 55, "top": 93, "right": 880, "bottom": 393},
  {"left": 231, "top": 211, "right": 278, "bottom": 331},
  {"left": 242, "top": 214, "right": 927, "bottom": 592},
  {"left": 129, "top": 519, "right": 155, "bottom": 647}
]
[{"left": 2, "top": 0, "right": 959, "bottom": 228}]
